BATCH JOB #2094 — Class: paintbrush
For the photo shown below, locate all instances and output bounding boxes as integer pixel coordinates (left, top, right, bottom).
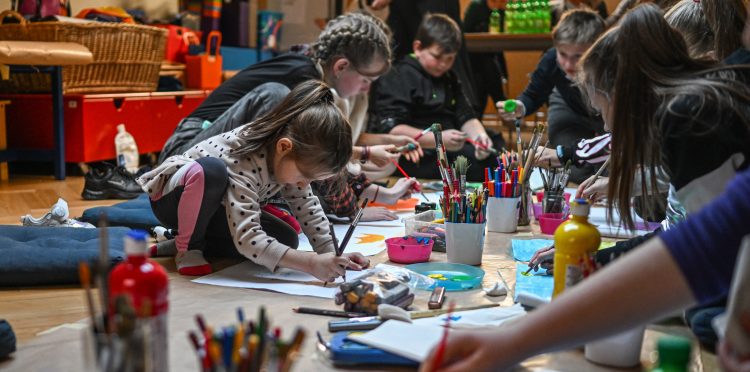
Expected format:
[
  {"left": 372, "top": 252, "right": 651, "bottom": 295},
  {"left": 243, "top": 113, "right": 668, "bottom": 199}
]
[
  {"left": 391, "top": 160, "right": 429, "bottom": 202},
  {"left": 97, "top": 213, "right": 109, "bottom": 332},
  {"left": 591, "top": 157, "right": 610, "bottom": 183},
  {"left": 338, "top": 199, "right": 367, "bottom": 255},
  {"left": 78, "top": 262, "right": 103, "bottom": 333}
]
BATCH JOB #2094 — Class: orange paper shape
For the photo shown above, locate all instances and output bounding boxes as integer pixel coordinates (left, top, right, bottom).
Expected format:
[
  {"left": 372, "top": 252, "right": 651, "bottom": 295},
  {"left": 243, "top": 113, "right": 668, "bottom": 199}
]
[
  {"left": 369, "top": 198, "right": 419, "bottom": 211},
  {"left": 356, "top": 234, "right": 386, "bottom": 244}
]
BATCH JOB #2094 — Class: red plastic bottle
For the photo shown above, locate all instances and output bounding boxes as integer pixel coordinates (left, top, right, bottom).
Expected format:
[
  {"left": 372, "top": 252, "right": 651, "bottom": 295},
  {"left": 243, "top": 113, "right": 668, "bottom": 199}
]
[{"left": 109, "top": 230, "right": 169, "bottom": 371}]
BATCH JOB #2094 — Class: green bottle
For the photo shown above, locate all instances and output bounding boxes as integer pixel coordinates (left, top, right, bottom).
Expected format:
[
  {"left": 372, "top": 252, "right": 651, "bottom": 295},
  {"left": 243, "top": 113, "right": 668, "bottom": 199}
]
[
  {"left": 489, "top": 9, "right": 501, "bottom": 34},
  {"left": 542, "top": 0, "right": 551, "bottom": 32},
  {"left": 532, "top": 0, "right": 543, "bottom": 33},
  {"left": 518, "top": 0, "right": 529, "bottom": 34},
  {"left": 503, "top": 100, "right": 517, "bottom": 113},
  {"left": 505, "top": 1, "right": 516, "bottom": 34},
  {"left": 651, "top": 336, "right": 692, "bottom": 372}
]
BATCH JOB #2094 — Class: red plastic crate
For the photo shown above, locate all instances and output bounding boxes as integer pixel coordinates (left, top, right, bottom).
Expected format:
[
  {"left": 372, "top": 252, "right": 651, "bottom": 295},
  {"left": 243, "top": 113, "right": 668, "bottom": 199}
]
[{"left": 1, "top": 91, "right": 209, "bottom": 163}]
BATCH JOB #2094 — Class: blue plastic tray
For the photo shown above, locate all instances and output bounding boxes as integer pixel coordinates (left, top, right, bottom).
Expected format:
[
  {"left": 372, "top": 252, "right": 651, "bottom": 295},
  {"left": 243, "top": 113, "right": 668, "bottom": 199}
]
[{"left": 406, "top": 262, "right": 485, "bottom": 291}]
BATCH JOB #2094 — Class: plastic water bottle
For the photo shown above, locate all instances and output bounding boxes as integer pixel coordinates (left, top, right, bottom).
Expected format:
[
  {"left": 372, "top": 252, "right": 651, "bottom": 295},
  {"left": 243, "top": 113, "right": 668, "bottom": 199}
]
[
  {"left": 489, "top": 9, "right": 501, "bottom": 34},
  {"left": 109, "top": 230, "right": 169, "bottom": 371},
  {"left": 115, "top": 124, "right": 139, "bottom": 173},
  {"left": 552, "top": 199, "right": 601, "bottom": 297}
]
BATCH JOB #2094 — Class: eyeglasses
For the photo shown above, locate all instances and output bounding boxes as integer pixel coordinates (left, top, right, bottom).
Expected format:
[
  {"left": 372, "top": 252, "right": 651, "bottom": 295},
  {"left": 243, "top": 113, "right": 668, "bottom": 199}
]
[{"left": 351, "top": 65, "right": 381, "bottom": 83}]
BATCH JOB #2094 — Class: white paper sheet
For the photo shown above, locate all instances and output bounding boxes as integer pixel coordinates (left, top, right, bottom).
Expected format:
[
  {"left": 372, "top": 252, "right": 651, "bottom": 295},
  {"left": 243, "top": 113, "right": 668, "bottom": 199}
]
[
  {"left": 297, "top": 224, "right": 401, "bottom": 256},
  {"left": 587, "top": 206, "right": 656, "bottom": 238},
  {"left": 347, "top": 320, "right": 444, "bottom": 362},
  {"left": 191, "top": 261, "right": 370, "bottom": 298},
  {"left": 413, "top": 303, "right": 526, "bottom": 329}
]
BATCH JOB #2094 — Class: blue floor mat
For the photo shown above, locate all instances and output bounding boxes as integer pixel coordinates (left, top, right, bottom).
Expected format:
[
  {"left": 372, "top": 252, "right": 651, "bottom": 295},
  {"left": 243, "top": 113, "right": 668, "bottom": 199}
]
[
  {"left": 0, "top": 225, "right": 129, "bottom": 286},
  {"left": 80, "top": 194, "right": 160, "bottom": 230}
]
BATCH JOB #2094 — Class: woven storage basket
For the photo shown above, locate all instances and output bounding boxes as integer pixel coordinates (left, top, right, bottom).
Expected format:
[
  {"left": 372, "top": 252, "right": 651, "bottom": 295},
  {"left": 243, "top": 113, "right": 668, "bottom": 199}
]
[{"left": 0, "top": 10, "right": 167, "bottom": 94}]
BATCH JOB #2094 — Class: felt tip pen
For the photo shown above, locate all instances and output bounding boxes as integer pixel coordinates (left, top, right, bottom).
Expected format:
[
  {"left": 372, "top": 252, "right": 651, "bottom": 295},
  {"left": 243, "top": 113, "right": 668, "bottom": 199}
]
[{"left": 293, "top": 307, "right": 370, "bottom": 318}]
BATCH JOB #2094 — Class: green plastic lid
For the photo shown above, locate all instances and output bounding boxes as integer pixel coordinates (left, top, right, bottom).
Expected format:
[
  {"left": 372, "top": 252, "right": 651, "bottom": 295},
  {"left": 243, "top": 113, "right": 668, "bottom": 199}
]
[
  {"left": 654, "top": 336, "right": 691, "bottom": 371},
  {"left": 503, "top": 100, "right": 517, "bottom": 113}
]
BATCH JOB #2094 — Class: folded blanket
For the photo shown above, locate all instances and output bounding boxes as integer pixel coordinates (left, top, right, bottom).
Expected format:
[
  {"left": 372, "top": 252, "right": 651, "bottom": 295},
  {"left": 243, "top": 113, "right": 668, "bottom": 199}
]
[{"left": 0, "top": 226, "right": 129, "bottom": 286}]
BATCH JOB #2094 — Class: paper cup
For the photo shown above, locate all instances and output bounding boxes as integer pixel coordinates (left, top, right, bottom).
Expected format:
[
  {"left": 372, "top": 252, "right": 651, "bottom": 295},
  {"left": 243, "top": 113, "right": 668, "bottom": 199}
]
[
  {"left": 584, "top": 326, "right": 645, "bottom": 368},
  {"left": 487, "top": 197, "right": 520, "bottom": 233},
  {"left": 445, "top": 222, "right": 486, "bottom": 265}
]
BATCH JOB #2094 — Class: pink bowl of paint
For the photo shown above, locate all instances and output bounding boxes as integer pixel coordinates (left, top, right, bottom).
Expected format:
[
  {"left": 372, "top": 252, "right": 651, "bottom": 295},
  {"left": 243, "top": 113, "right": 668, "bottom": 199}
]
[
  {"left": 386, "top": 237, "right": 434, "bottom": 264},
  {"left": 539, "top": 213, "right": 567, "bottom": 235}
]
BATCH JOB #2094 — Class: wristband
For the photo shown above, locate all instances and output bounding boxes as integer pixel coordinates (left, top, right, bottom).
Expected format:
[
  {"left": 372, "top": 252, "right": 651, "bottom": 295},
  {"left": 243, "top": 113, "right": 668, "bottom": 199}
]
[{"left": 360, "top": 146, "right": 369, "bottom": 164}]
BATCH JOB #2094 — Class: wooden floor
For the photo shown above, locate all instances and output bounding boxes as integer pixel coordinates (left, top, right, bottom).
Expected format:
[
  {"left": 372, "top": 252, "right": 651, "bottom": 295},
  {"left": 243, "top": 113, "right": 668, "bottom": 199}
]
[{"left": 0, "top": 174, "right": 120, "bottom": 342}]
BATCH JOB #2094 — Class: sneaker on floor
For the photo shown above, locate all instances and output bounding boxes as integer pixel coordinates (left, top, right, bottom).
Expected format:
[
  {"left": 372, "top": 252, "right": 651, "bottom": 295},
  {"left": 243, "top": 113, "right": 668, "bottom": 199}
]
[
  {"left": 21, "top": 199, "right": 67, "bottom": 227},
  {"left": 81, "top": 164, "right": 143, "bottom": 200},
  {"left": 175, "top": 250, "right": 212, "bottom": 276}
]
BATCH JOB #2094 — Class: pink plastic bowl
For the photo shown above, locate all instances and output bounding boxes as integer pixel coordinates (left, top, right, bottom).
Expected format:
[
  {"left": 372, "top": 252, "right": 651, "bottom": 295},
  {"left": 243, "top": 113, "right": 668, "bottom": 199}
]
[
  {"left": 539, "top": 213, "right": 567, "bottom": 235},
  {"left": 386, "top": 237, "right": 433, "bottom": 264}
]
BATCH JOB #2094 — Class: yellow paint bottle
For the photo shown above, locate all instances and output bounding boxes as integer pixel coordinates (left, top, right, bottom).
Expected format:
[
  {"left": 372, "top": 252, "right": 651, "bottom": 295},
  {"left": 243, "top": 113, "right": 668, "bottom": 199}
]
[{"left": 552, "top": 199, "right": 601, "bottom": 297}]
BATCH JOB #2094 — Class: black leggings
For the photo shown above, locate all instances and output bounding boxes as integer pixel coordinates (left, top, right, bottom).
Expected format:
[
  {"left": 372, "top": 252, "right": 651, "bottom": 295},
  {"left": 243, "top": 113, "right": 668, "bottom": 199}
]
[{"left": 150, "top": 157, "right": 298, "bottom": 257}]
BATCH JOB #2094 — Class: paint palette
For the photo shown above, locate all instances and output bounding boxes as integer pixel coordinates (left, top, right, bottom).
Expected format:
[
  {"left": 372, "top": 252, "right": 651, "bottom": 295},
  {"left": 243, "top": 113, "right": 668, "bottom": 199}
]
[{"left": 405, "top": 262, "right": 485, "bottom": 292}]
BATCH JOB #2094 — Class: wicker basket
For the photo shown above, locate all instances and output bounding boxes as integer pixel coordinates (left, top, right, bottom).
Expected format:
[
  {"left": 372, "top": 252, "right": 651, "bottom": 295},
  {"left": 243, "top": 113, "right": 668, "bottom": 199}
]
[{"left": 0, "top": 10, "right": 167, "bottom": 94}]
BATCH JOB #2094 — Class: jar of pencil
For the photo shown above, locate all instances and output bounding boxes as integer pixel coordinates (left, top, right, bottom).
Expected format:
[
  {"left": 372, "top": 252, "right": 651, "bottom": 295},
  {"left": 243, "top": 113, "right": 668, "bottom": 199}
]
[{"left": 439, "top": 156, "right": 488, "bottom": 265}]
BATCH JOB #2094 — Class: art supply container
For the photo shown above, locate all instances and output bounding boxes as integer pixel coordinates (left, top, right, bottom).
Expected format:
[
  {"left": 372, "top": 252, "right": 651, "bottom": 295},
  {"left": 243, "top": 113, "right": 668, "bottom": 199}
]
[
  {"left": 538, "top": 213, "right": 566, "bottom": 235},
  {"left": 445, "top": 222, "right": 486, "bottom": 265},
  {"left": 404, "top": 210, "right": 446, "bottom": 252},
  {"left": 386, "top": 237, "right": 433, "bottom": 264},
  {"left": 542, "top": 189, "right": 567, "bottom": 213},
  {"left": 487, "top": 197, "right": 520, "bottom": 233},
  {"left": 532, "top": 202, "right": 543, "bottom": 220},
  {"left": 584, "top": 326, "right": 645, "bottom": 368},
  {"left": 536, "top": 191, "right": 571, "bottom": 204}
]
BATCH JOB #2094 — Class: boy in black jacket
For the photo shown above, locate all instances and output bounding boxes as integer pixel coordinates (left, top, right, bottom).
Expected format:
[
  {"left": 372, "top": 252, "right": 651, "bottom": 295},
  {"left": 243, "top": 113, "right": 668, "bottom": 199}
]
[
  {"left": 370, "top": 13, "right": 505, "bottom": 181},
  {"left": 498, "top": 9, "right": 606, "bottom": 183}
]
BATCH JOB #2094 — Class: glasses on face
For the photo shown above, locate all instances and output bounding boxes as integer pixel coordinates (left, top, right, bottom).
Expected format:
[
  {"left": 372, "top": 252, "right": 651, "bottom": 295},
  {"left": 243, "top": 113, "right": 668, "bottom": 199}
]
[{"left": 350, "top": 65, "right": 381, "bottom": 84}]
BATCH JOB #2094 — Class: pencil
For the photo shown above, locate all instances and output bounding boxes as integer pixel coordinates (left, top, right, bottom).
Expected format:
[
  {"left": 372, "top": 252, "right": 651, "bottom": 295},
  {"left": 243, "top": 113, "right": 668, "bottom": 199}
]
[{"left": 324, "top": 223, "right": 340, "bottom": 287}]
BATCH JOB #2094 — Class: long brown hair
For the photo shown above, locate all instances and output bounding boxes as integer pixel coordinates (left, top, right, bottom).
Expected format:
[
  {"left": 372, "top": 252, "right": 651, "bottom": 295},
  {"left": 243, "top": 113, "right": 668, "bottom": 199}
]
[
  {"left": 235, "top": 80, "right": 353, "bottom": 176},
  {"left": 578, "top": 3, "right": 750, "bottom": 229},
  {"left": 701, "top": 0, "right": 746, "bottom": 60}
]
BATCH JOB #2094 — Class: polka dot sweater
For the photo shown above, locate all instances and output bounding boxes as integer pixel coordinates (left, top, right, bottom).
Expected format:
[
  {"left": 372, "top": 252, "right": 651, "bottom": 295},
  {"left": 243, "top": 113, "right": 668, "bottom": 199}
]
[{"left": 137, "top": 127, "right": 334, "bottom": 271}]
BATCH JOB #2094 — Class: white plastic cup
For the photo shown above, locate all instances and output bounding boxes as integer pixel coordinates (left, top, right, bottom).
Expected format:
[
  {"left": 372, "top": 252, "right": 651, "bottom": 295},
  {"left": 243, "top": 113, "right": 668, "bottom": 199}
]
[
  {"left": 486, "top": 197, "right": 520, "bottom": 233},
  {"left": 584, "top": 326, "right": 645, "bottom": 368},
  {"left": 445, "top": 222, "right": 486, "bottom": 265}
]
